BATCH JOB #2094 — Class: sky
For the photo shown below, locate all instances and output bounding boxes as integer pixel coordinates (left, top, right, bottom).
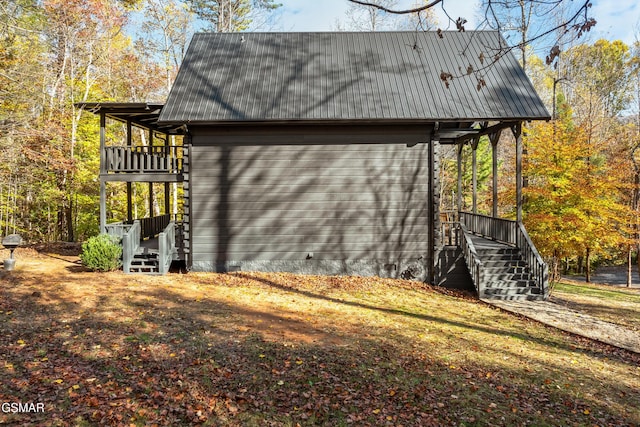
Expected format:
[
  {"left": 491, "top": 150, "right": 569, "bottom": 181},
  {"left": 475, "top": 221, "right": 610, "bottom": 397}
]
[{"left": 272, "top": 0, "right": 639, "bottom": 45}]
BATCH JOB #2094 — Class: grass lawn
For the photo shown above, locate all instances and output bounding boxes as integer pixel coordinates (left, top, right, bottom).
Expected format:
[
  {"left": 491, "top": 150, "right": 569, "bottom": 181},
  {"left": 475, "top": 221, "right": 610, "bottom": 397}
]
[
  {"left": 552, "top": 280, "right": 640, "bottom": 332},
  {"left": 1, "top": 247, "right": 639, "bottom": 426}
]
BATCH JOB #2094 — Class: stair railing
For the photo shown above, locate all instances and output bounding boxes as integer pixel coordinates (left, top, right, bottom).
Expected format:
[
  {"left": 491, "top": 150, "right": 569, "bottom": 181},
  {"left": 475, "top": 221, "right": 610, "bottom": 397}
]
[
  {"left": 137, "top": 214, "right": 170, "bottom": 240},
  {"left": 459, "top": 211, "right": 517, "bottom": 244},
  {"left": 158, "top": 221, "right": 176, "bottom": 274},
  {"left": 459, "top": 221, "right": 484, "bottom": 296},
  {"left": 459, "top": 211, "right": 549, "bottom": 298},
  {"left": 121, "top": 220, "right": 141, "bottom": 274},
  {"left": 515, "top": 222, "right": 549, "bottom": 299}
]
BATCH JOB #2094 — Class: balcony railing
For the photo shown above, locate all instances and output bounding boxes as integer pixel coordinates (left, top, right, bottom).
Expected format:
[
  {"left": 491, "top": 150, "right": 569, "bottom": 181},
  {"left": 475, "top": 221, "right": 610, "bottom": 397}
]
[{"left": 102, "top": 145, "right": 182, "bottom": 174}]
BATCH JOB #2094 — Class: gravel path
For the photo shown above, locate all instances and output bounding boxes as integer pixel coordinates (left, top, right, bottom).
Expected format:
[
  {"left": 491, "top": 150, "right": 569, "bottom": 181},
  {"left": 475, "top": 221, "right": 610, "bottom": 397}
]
[{"left": 485, "top": 298, "right": 640, "bottom": 354}]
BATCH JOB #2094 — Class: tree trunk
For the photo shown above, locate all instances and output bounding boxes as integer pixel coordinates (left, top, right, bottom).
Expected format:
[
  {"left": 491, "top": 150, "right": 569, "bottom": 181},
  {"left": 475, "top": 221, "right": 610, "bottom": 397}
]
[
  {"left": 577, "top": 256, "right": 583, "bottom": 275},
  {"left": 65, "top": 200, "right": 74, "bottom": 242},
  {"left": 628, "top": 246, "right": 632, "bottom": 287},
  {"left": 585, "top": 247, "right": 591, "bottom": 283}
]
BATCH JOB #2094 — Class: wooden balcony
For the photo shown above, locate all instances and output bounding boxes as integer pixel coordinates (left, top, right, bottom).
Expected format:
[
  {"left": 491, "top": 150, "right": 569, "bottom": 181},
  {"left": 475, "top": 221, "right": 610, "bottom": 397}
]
[{"left": 100, "top": 145, "right": 183, "bottom": 182}]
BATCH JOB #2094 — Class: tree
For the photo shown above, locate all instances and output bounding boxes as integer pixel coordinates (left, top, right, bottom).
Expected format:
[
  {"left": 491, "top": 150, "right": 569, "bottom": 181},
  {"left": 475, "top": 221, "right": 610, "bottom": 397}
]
[
  {"left": 139, "top": 0, "right": 195, "bottom": 96},
  {"left": 562, "top": 40, "right": 635, "bottom": 120},
  {"left": 522, "top": 101, "right": 630, "bottom": 282},
  {"left": 186, "top": 0, "right": 280, "bottom": 32},
  {"left": 335, "top": 0, "right": 399, "bottom": 31}
]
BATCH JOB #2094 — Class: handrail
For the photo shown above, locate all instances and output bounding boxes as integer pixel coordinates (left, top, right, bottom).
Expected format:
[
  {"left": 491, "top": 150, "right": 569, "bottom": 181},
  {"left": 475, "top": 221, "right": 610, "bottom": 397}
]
[
  {"left": 459, "top": 211, "right": 517, "bottom": 244},
  {"left": 139, "top": 214, "right": 170, "bottom": 240},
  {"left": 121, "top": 220, "right": 141, "bottom": 274},
  {"left": 102, "top": 145, "right": 182, "bottom": 174},
  {"left": 516, "top": 222, "right": 549, "bottom": 299},
  {"left": 104, "top": 222, "right": 132, "bottom": 239},
  {"left": 158, "top": 221, "right": 176, "bottom": 274},
  {"left": 459, "top": 221, "right": 484, "bottom": 296},
  {"left": 440, "top": 210, "right": 460, "bottom": 246}
]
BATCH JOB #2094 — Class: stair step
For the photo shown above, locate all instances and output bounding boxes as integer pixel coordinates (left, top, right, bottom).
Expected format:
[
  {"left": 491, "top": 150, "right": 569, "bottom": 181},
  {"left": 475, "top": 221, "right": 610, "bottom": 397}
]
[
  {"left": 478, "top": 254, "right": 523, "bottom": 261},
  {"left": 484, "top": 265, "right": 529, "bottom": 274},
  {"left": 129, "top": 267, "right": 159, "bottom": 273},
  {"left": 483, "top": 260, "right": 527, "bottom": 268},
  {"left": 483, "top": 272, "right": 532, "bottom": 281},
  {"left": 481, "top": 293, "right": 545, "bottom": 301},
  {"left": 477, "top": 248, "right": 520, "bottom": 255},
  {"left": 484, "top": 279, "right": 536, "bottom": 288},
  {"left": 482, "top": 286, "right": 542, "bottom": 297}
]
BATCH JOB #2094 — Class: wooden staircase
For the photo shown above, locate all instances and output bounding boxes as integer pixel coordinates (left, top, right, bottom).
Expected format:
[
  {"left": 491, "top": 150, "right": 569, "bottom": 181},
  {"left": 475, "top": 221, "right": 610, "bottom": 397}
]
[
  {"left": 457, "top": 212, "right": 549, "bottom": 301},
  {"left": 471, "top": 235, "right": 544, "bottom": 300},
  {"left": 129, "top": 248, "right": 162, "bottom": 274}
]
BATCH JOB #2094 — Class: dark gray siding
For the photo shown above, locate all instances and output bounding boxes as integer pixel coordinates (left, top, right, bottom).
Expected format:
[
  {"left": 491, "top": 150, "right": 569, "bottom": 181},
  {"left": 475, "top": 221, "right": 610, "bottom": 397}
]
[{"left": 189, "top": 136, "right": 429, "bottom": 278}]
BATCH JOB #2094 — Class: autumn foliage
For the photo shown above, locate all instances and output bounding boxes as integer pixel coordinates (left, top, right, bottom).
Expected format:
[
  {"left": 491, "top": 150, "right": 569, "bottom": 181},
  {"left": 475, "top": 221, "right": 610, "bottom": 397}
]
[{"left": 523, "top": 108, "right": 631, "bottom": 280}]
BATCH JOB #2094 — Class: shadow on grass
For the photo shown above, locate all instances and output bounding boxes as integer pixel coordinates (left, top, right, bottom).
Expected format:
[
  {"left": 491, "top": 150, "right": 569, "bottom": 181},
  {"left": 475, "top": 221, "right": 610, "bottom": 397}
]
[{"left": 1, "top": 270, "right": 639, "bottom": 426}]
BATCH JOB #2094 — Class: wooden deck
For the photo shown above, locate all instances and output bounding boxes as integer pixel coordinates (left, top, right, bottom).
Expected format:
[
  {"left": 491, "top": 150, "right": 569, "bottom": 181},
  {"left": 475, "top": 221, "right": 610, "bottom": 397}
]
[{"left": 468, "top": 234, "right": 515, "bottom": 251}]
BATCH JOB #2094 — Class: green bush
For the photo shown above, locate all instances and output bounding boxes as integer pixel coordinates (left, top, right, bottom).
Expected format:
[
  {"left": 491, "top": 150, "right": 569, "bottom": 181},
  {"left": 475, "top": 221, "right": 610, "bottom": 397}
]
[{"left": 80, "top": 234, "right": 122, "bottom": 272}]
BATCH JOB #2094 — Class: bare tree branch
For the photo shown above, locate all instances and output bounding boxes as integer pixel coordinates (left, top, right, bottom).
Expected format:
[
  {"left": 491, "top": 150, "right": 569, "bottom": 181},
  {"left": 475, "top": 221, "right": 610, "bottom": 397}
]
[{"left": 347, "top": 0, "right": 442, "bottom": 15}]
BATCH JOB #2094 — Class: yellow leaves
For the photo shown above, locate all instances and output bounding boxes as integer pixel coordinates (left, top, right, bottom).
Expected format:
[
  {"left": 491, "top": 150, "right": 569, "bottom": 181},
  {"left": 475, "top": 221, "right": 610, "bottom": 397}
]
[{"left": 17, "top": 339, "right": 26, "bottom": 347}]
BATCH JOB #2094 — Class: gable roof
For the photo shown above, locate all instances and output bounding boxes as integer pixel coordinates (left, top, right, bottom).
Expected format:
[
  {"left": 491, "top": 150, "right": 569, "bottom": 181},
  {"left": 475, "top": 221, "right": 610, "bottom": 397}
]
[{"left": 159, "top": 31, "right": 550, "bottom": 124}]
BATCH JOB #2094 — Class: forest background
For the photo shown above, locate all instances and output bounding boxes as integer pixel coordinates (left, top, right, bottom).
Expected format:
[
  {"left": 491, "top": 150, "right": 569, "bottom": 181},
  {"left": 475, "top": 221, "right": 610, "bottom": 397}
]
[{"left": 1, "top": 0, "right": 639, "bottom": 282}]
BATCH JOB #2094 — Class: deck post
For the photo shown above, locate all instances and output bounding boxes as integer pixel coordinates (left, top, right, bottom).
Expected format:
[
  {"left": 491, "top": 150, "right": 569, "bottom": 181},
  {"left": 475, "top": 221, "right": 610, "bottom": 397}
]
[
  {"left": 457, "top": 143, "right": 463, "bottom": 213},
  {"left": 513, "top": 123, "right": 523, "bottom": 222},
  {"left": 471, "top": 137, "right": 479, "bottom": 214},
  {"left": 490, "top": 131, "right": 502, "bottom": 218},
  {"left": 164, "top": 132, "right": 171, "bottom": 216},
  {"left": 165, "top": 183, "right": 170, "bottom": 217},
  {"left": 126, "top": 120, "right": 133, "bottom": 223},
  {"left": 428, "top": 123, "right": 441, "bottom": 284},
  {"left": 127, "top": 184, "right": 133, "bottom": 223},
  {"left": 148, "top": 128, "right": 155, "bottom": 217},
  {"left": 99, "top": 112, "right": 106, "bottom": 233}
]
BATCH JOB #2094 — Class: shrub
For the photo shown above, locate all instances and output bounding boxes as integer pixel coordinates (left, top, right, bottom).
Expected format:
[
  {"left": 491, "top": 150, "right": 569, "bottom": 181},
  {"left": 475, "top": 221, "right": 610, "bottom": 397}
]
[{"left": 80, "top": 234, "right": 122, "bottom": 272}]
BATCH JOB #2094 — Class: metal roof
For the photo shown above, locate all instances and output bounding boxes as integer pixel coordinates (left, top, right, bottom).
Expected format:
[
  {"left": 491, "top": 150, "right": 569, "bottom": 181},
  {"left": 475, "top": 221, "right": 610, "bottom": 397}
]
[
  {"left": 77, "top": 102, "right": 186, "bottom": 135},
  {"left": 158, "top": 31, "right": 550, "bottom": 125}
]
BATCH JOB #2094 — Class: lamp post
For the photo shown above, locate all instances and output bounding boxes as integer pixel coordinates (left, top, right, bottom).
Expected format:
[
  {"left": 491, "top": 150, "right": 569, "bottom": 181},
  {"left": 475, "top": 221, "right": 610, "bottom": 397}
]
[{"left": 2, "top": 234, "right": 22, "bottom": 271}]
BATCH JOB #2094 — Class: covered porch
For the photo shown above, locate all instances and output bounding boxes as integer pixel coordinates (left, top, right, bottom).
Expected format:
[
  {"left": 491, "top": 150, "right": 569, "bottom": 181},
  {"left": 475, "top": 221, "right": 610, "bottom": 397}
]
[
  {"left": 437, "top": 123, "right": 549, "bottom": 300},
  {"left": 77, "top": 102, "right": 187, "bottom": 274}
]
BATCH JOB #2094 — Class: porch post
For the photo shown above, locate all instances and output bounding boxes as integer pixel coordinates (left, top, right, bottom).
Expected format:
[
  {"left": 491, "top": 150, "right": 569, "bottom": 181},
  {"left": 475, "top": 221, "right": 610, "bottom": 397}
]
[
  {"left": 99, "top": 112, "right": 107, "bottom": 233},
  {"left": 164, "top": 132, "right": 171, "bottom": 216},
  {"left": 148, "top": 128, "right": 154, "bottom": 217},
  {"left": 127, "top": 184, "right": 133, "bottom": 222},
  {"left": 126, "top": 120, "right": 133, "bottom": 223},
  {"left": 457, "top": 143, "right": 463, "bottom": 213},
  {"left": 471, "top": 137, "right": 479, "bottom": 214},
  {"left": 513, "top": 122, "right": 523, "bottom": 222},
  {"left": 165, "top": 184, "right": 170, "bottom": 216},
  {"left": 428, "top": 123, "right": 441, "bottom": 284},
  {"left": 490, "top": 131, "right": 502, "bottom": 218}
]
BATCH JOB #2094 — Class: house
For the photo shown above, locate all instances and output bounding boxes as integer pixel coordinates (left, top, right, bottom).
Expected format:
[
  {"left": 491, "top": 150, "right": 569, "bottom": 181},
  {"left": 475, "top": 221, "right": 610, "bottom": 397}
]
[{"left": 80, "top": 31, "right": 551, "bottom": 300}]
